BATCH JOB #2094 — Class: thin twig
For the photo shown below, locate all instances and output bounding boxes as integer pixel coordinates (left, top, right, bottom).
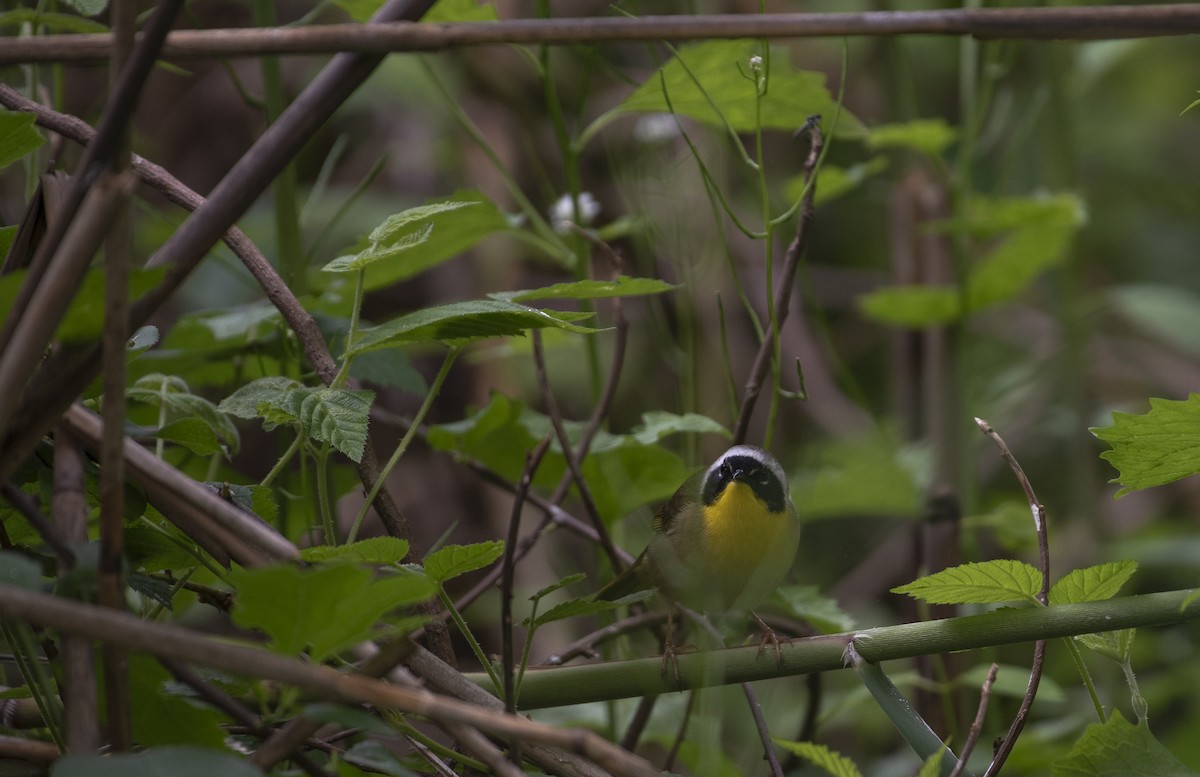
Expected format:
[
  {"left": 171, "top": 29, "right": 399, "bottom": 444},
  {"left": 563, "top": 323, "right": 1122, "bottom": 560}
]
[
  {"left": 949, "top": 663, "right": 999, "bottom": 777},
  {"left": 974, "top": 418, "right": 1050, "bottom": 777},
  {"left": 732, "top": 119, "right": 823, "bottom": 445},
  {"left": 5, "top": 5, "right": 1200, "bottom": 64},
  {"left": 531, "top": 331, "right": 624, "bottom": 571},
  {"left": 501, "top": 435, "right": 553, "bottom": 714},
  {"left": 540, "top": 611, "right": 666, "bottom": 667},
  {"left": 1, "top": 483, "right": 74, "bottom": 565}
]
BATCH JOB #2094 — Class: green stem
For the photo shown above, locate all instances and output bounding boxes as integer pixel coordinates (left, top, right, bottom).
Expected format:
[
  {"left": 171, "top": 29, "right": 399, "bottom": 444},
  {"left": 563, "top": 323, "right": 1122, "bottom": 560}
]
[
  {"left": 437, "top": 587, "right": 504, "bottom": 698},
  {"left": 384, "top": 709, "right": 491, "bottom": 772},
  {"left": 331, "top": 268, "right": 366, "bottom": 389},
  {"left": 316, "top": 443, "right": 336, "bottom": 545},
  {"left": 494, "top": 589, "right": 1200, "bottom": 709},
  {"left": 1062, "top": 636, "right": 1107, "bottom": 722},
  {"left": 260, "top": 429, "right": 305, "bottom": 488},
  {"left": 2, "top": 621, "right": 65, "bottom": 751},
  {"left": 346, "top": 346, "right": 461, "bottom": 544}
]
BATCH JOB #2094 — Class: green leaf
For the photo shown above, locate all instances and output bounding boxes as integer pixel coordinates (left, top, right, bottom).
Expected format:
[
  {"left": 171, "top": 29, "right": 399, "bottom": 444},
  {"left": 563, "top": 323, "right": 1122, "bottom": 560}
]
[
  {"left": 219, "top": 378, "right": 373, "bottom": 463},
  {"left": 348, "top": 349, "right": 428, "bottom": 396},
  {"left": 0, "top": 112, "right": 45, "bottom": 169},
  {"left": 424, "top": 0, "right": 497, "bottom": 22},
  {"left": 530, "top": 572, "right": 588, "bottom": 602},
  {"left": 322, "top": 191, "right": 512, "bottom": 291},
  {"left": 773, "top": 740, "right": 863, "bottom": 777},
  {"left": 129, "top": 374, "right": 240, "bottom": 454},
  {"left": 1092, "top": 395, "right": 1200, "bottom": 496},
  {"left": 123, "top": 655, "right": 228, "bottom": 747},
  {"left": 300, "top": 537, "right": 411, "bottom": 565},
  {"left": 786, "top": 157, "right": 888, "bottom": 206},
  {"left": 1076, "top": 628, "right": 1136, "bottom": 664},
  {"left": 1049, "top": 561, "right": 1138, "bottom": 605},
  {"left": 60, "top": 0, "right": 107, "bottom": 17},
  {"left": 792, "top": 433, "right": 921, "bottom": 519},
  {"left": 0, "top": 551, "right": 43, "bottom": 589},
  {"left": 916, "top": 752, "right": 943, "bottom": 777},
  {"left": 52, "top": 746, "right": 260, "bottom": 777},
  {"left": 322, "top": 221, "right": 434, "bottom": 273},
  {"left": 423, "top": 541, "right": 505, "bottom": 584},
  {"left": 957, "top": 662, "right": 1065, "bottom": 703},
  {"left": 1107, "top": 284, "right": 1200, "bottom": 360},
  {"left": 529, "top": 597, "right": 622, "bottom": 628},
  {"left": 427, "top": 393, "right": 700, "bottom": 522},
  {"left": 229, "top": 563, "right": 435, "bottom": 661},
  {"left": 866, "top": 118, "right": 958, "bottom": 156},
  {"left": 55, "top": 267, "right": 166, "bottom": 343},
  {"left": 0, "top": 9, "right": 108, "bottom": 32},
  {"left": 342, "top": 740, "right": 422, "bottom": 777},
  {"left": 491, "top": 276, "right": 678, "bottom": 302},
  {"left": 148, "top": 417, "right": 223, "bottom": 456},
  {"left": 631, "top": 411, "right": 729, "bottom": 444},
  {"left": 776, "top": 585, "right": 855, "bottom": 634},
  {"left": 891, "top": 560, "right": 1042, "bottom": 605},
  {"left": 347, "top": 299, "right": 602, "bottom": 354},
  {"left": 620, "top": 40, "right": 866, "bottom": 137},
  {"left": 302, "top": 702, "right": 393, "bottom": 734},
  {"left": 858, "top": 193, "right": 1082, "bottom": 327},
  {"left": 1052, "top": 711, "right": 1198, "bottom": 777}
]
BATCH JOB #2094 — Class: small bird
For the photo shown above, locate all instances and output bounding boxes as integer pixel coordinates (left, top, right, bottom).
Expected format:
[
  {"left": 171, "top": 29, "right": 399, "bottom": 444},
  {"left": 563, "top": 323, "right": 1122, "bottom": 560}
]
[{"left": 597, "top": 444, "right": 800, "bottom": 663}]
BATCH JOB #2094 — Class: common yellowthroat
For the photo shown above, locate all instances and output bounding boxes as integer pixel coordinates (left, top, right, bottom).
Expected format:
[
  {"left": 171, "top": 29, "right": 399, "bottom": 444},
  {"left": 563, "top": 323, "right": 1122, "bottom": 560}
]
[{"left": 597, "top": 445, "right": 800, "bottom": 655}]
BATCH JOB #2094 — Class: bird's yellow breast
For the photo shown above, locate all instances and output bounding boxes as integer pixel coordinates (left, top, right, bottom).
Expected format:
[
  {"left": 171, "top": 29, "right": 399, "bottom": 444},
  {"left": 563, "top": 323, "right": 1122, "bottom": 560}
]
[{"left": 701, "top": 481, "right": 790, "bottom": 574}]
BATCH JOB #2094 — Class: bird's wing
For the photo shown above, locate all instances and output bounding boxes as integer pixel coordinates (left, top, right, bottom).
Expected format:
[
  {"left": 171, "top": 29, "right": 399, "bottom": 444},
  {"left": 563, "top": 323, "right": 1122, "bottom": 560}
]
[
  {"left": 651, "top": 470, "right": 704, "bottom": 535},
  {"left": 593, "top": 549, "right": 652, "bottom": 601}
]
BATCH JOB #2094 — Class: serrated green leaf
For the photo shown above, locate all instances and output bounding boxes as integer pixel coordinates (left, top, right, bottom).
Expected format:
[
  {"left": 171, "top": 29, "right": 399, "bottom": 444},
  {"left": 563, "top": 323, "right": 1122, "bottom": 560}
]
[
  {"left": 291, "top": 387, "right": 374, "bottom": 462},
  {"left": 491, "top": 276, "right": 679, "bottom": 303},
  {"left": 218, "top": 376, "right": 301, "bottom": 420},
  {"left": 619, "top": 40, "right": 866, "bottom": 137},
  {"left": 53, "top": 746, "right": 258, "bottom": 777},
  {"left": 1052, "top": 711, "right": 1197, "bottom": 777},
  {"left": 0, "top": 112, "right": 45, "bottom": 169},
  {"left": 323, "top": 221, "right": 435, "bottom": 273},
  {"left": 423, "top": 540, "right": 505, "bottom": 584},
  {"left": 229, "top": 563, "right": 435, "bottom": 661},
  {"left": 531, "top": 573, "right": 588, "bottom": 602},
  {"left": 1092, "top": 395, "right": 1200, "bottom": 496},
  {"left": 300, "top": 537, "right": 411, "bottom": 565},
  {"left": 867, "top": 118, "right": 958, "bottom": 156},
  {"left": 530, "top": 597, "right": 621, "bottom": 628},
  {"left": 773, "top": 740, "right": 863, "bottom": 777},
  {"left": 1049, "top": 560, "right": 1138, "bottom": 605},
  {"left": 130, "top": 374, "right": 239, "bottom": 454},
  {"left": 776, "top": 585, "right": 855, "bottom": 634},
  {"left": 891, "top": 560, "right": 1042, "bottom": 605},
  {"left": 1076, "top": 629, "right": 1136, "bottom": 664},
  {"left": 347, "top": 300, "right": 602, "bottom": 353}
]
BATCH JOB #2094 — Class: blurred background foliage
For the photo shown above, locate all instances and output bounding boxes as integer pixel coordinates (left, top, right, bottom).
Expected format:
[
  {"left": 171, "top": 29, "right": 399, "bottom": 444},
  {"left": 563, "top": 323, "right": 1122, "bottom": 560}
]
[{"left": 2, "top": 0, "right": 1200, "bottom": 773}]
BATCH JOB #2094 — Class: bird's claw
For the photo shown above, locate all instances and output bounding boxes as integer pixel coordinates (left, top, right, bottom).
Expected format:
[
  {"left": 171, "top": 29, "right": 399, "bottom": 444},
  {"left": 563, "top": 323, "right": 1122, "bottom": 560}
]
[{"left": 753, "top": 613, "right": 791, "bottom": 668}]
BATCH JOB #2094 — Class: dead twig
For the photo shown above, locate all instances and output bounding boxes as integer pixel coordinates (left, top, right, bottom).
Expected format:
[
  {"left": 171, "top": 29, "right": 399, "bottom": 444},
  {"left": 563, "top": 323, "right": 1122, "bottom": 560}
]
[{"left": 949, "top": 663, "right": 999, "bottom": 777}]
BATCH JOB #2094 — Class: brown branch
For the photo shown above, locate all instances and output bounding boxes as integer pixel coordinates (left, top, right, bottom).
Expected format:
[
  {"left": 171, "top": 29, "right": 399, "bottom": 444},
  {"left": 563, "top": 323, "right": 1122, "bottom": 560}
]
[
  {"left": 0, "top": 585, "right": 655, "bottom": 777},
  {"left": 4, "top": 5, "right": 1200, "bottom": 64},
  {"left": 974, "top": 418, "right": 1050, "bottom": 777},
  {"left": 0, "top": 735, "right": 59, "bottom": 763},
  {"left": 732, "top": 118, "right": 823, "bottom": 445},
  {"left": 949, "top": 662, "right": 999, "bottom": 777}
]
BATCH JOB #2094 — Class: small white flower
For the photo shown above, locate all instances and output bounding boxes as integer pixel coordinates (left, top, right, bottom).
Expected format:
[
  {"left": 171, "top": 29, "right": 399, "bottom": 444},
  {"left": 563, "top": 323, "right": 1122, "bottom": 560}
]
[
  {"left": 749, "top": 55, "right": 763, "bottom": 71},
  {"left": 549, "top": 192, "right": 601, "bottom": 233}
]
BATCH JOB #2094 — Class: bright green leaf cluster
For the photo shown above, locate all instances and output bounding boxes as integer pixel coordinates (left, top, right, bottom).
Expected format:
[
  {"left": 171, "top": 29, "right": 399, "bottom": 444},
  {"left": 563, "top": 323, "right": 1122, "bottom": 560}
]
[
  {"left": 128, "top": 374, "right": 240, "bottom": 456},
  {"left": 1091, "top": 395, "right": 1200, "bottom": 497},
  {"left": 894, "top": 559, "right": 1137, "bottom": 608}
]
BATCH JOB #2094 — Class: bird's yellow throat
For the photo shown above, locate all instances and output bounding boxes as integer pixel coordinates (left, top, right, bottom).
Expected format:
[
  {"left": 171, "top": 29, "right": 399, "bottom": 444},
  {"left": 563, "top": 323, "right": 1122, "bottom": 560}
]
[{"left": 700, "top": 481, "right": 789, "bottom": 571}]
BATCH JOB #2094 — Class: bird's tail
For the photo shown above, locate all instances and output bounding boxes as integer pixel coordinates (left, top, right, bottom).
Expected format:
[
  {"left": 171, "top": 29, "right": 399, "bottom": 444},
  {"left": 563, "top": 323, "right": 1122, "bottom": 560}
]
[{"left": 592, "top": 552, "right": 653, "bottom": 602}]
